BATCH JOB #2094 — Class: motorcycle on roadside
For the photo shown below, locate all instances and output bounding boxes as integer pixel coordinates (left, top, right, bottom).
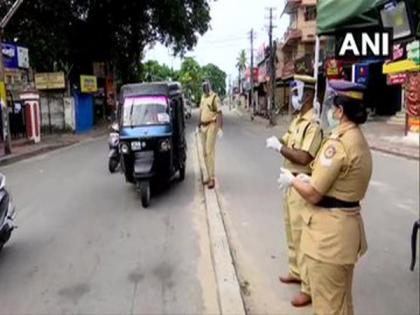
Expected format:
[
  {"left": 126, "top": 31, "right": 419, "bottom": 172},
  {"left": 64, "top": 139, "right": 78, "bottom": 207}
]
[
  {"left": 108, "top": 122, "right": 120, "bottom": 173},
  {"left": 0, "top": 173, "right": 16, "bottom": 251}
]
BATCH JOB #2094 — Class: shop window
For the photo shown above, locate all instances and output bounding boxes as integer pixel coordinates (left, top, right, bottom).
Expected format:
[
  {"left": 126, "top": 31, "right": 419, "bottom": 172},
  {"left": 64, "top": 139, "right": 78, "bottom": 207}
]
[{"left": 304, "top": 6, "right": 316, "bottom": 21}]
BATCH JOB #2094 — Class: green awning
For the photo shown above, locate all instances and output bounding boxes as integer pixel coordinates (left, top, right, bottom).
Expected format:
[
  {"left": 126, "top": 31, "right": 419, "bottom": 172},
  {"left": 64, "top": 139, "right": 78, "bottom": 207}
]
[{"left": 317, "top": 0, "right": 385, "bottom": 34}]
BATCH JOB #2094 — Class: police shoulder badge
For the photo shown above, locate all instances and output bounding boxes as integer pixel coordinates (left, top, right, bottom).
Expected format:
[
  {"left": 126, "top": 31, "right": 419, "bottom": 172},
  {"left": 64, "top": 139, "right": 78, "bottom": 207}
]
[
  {"left": 319, "top": 144, "right": 336, "bottom": 167},
  {"left": 324, "top": 145, "right": 337, "bottom": 159}
]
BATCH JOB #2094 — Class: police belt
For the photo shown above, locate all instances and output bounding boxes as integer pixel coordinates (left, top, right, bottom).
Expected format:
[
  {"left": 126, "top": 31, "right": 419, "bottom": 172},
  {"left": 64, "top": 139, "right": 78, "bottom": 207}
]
[
  {"left": 200, "top": 119, "right": 216, "bottom": 127},
  {"left": 316, "top": 196, "right": 360, "bottom": 209},
  {"left": 292, "top": 172, "right": 310, "bottom": 176}
]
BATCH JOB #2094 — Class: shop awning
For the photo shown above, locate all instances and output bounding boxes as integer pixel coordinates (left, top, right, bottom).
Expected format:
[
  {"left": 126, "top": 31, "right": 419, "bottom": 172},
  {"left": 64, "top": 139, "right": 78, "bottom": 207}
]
[
  {"left": 317, "top": 0, "right": 385, "bottom": 34},
  {"left": 383, "top": 59, "right": 420, "bottom": 74}
]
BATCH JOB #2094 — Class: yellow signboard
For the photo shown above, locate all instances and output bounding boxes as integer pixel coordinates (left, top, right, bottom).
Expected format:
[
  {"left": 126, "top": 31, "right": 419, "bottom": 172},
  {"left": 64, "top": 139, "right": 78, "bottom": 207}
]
[
  {"left": 0, "top": 81, "right": 6, "bottom": 107},
  {"left": 35, "top": 72, "right": 66, "bottom": 90},
  {"left": 80, "top": 75, "right": 98, "bottom": 93}
]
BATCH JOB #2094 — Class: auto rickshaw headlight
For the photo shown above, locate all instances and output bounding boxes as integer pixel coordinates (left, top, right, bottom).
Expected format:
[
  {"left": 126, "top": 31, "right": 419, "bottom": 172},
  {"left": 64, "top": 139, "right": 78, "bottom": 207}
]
[
  {"left": 131, "top": 141, "right": 142, "bottom": 151},
  {"left": 160, "top": 140, "right": 171, "bottom": 152},
  {"left": 121, "top": 143, "right": 130, "bottom": 154}
]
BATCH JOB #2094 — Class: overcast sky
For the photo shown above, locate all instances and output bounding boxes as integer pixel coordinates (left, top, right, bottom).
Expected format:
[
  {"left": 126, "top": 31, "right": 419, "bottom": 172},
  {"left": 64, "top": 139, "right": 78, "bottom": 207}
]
[{"left": 144, "top": 0, "right": 289, "bottom": 81}]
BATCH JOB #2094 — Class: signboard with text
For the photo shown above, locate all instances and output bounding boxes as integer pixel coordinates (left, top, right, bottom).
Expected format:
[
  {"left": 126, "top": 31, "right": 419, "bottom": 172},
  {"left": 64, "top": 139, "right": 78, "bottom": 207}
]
[
  {"left": 387, "top": 73, "right": 407, "bottom": 85},
  {"left": 2, "top": 43, "right": 30, "bottom": 69},
  {"left": 325, "top": 59, "right": 343, "bottom": 79},
  {"left": 2, "top": 43, "right": 18, "bottom": 69},
  {"left": 35, "top": 72, "right": 66, "bottom": 90},
  {"left": 354, "top": 64, "right": 369, "bottom": 85},
  {"left": 17, "top": 46, "right": 30, "bottom": 68},
  {"left": 80, "top": 75, "right": 98, "bottom": 93}
]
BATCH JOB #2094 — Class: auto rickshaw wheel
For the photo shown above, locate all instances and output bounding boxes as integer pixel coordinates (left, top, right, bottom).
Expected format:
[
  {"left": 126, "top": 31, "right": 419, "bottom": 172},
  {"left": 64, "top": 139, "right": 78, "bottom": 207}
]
[
  {"left": 108, "top": 158, "right": 119, "bottom": 173},
  {"left": 139, "top": 181, "right": 151, "bottom": 208},
  {"left": 179, "top": 166, "right": 186, "bottom": 181}
]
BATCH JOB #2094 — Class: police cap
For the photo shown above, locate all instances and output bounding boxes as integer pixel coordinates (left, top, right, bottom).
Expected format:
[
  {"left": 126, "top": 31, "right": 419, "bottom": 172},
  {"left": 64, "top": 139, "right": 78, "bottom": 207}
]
[
  {"left": 329, "top": 80, "right": 365, "bottom": 101},
  {"left": 291, "top": 75, "right": 316, "bottom": 91}
]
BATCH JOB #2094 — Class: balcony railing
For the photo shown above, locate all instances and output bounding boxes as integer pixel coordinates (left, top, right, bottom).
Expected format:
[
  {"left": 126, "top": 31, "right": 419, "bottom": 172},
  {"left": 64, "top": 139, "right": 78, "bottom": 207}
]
[{"left": 282, "top": 28, "right": 302, "bottom": 47}]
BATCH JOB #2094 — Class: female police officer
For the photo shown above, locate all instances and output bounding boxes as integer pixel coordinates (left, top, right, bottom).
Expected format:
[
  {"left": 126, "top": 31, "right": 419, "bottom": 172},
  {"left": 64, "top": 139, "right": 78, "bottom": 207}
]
[{"left": 277, "top": 80, "right": 373, "bottom": 315}]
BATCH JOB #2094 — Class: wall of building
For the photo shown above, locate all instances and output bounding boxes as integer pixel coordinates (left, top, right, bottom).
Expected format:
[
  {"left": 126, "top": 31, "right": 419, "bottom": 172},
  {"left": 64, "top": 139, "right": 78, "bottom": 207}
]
[
  {"left": 302, "top": 0, "right": 316, "bottom": 5},
  {"left": 40, "top": 92, "right": 66, "bottom": 131},
  {"left": 64, "top": 97, "right": 76, "bottom": 131}
]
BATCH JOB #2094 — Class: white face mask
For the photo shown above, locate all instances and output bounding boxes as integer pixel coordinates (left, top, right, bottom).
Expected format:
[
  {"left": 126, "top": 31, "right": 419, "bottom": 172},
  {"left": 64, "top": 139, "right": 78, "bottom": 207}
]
[
  {"left": 291, "top": 95, "right": 303, "bottom": 111},
  {"left": 327, "top": 108, "right": 340, "bottom": 129}
]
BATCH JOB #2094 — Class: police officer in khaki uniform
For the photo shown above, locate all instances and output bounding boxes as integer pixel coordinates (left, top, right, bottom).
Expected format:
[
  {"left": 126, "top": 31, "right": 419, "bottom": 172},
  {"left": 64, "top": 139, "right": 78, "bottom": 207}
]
[
  {"left": 266, "top": 75, "right": 323, "bottom": 307},
  {"left": 198, "top": 81, "right": 223, "bottom": 189},
  {"left": 278, "top": 80, "right": 372, "bottom": 315}
]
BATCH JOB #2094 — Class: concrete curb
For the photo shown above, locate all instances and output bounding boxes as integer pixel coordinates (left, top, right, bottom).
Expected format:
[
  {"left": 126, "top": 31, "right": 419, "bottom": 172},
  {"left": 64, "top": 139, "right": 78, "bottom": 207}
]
[
  {"left": 0, "top": 130, "right": 108, "bottom": 167},
  {"left": 0, "top": 142, "right": 77, "bottom": 166},
  {"left": 194, "top": 133, "right": 246, "bottom": 315},
  {"left": 368, "top": 145, "right": 419, "bottom": 161}
]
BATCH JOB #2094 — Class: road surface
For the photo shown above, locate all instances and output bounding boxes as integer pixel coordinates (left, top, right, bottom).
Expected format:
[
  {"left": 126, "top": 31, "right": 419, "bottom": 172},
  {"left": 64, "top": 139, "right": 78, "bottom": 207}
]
[{"left": 0, "top": 123, "right": 219, "bottom": 314}]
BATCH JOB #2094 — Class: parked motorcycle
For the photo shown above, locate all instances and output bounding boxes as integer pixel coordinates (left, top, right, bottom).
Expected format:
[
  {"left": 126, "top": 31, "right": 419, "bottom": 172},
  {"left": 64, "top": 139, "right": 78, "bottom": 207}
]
[
  {"left": 0, "top": 173, "right": 16, "bottom": 251},
  {"left": 108, "top": 123, "right": 120, "bottom": 173}
]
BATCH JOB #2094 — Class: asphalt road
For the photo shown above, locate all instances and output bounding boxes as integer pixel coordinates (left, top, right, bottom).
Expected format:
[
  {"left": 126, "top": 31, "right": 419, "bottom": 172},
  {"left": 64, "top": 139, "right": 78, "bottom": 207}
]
[
  {"left": 0, "top": 122, "right": 219, "bottom": 314},
  {"left": 214, "top": 109, "right": 419, "bottom": 315}
]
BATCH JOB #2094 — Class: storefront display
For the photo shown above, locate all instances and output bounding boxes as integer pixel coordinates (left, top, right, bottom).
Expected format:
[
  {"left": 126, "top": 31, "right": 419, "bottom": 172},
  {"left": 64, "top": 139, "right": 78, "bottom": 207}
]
[{"left": 406, "top": 72, "right": 420, "bottom": 133}]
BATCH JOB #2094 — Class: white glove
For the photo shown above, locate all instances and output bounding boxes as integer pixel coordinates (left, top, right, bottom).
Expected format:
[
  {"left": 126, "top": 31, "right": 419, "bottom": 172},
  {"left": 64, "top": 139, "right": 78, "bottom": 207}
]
[
  {"left": 266, "top": 136, "right": 282, "bottom": 152},
  {"left": 297, "top": 173, "right": 311, "bottom": 183},
  {"left": 277, "top": 168, "right": 295, "bottom": 191},
  {"left": 217, "top": 129, "right": 224, "bottom": 139}
]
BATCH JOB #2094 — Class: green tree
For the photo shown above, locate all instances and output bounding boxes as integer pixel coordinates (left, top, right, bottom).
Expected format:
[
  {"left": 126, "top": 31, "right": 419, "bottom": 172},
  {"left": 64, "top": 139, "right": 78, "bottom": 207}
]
[
  {"left": 236, "top": 49, "right": 247, "bottom": 91},
  {"left": 142, "top": 60, "right": 177, "bottom": 82},
  {"left": 179, "top": 57, "right": 203, "bottom": 103},
  {"left": 202, "top": 63, "right": 226, "bottom": 97},
  {"left": 0, "top": 0, "right": 212, "bottom": 83}
]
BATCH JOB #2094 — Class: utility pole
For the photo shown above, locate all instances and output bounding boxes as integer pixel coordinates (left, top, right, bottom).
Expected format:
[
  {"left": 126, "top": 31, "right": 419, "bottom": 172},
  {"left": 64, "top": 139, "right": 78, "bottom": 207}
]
[
  {"left": 0, "top": 0, "right": 25, "bottom": 155},
  {"left": 249, "top": 28, "right": 255, "bottom": 115},
  {"left": 266, "top": 7, "right": 277, "bottom": 126}
]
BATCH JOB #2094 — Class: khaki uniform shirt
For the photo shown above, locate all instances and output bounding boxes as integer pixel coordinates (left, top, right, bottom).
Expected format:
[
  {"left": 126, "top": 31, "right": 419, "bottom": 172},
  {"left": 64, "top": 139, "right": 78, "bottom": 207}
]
[
  {"left": 281, "top": 108, "right": 323, "bottom": 174},
  {"left": 200, "top": 92, "right": 221, "bottom": 123},
  {"left": 301, "top": 124, "right": 373, "bottom": 265},
  {"left": 311, "top": 124, "right": 372, "bottom": 201}
]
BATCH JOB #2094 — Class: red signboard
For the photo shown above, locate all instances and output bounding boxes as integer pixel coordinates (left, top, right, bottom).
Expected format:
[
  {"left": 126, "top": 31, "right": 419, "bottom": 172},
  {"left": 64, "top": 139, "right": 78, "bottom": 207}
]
[
  {"left": 387, "top": 73, "right": 407, "bottom": 85},
  {"left": 245, "top": 67, "right": 259, "bottom": 82},
  {"left": 325, "top": 59, "right": 343, "bottom": 79}
]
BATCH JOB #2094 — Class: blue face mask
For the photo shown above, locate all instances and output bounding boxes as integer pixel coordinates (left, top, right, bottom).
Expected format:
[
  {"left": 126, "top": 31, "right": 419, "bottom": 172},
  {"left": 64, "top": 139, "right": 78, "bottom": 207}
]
[{"left": 327, "top": 108, "right": 340, "bottom": 129}]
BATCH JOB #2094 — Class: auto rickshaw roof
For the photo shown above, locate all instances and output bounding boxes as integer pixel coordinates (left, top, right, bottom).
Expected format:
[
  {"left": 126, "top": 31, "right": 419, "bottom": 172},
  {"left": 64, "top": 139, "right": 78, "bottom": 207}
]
[{"left": 120, "top": 82, "right": 182, "bottom": 101}]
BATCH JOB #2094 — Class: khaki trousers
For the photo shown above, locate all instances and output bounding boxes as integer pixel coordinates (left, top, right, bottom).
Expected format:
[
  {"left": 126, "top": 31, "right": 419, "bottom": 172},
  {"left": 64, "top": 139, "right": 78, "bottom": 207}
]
[
  {"left": 284, "top": 187, "right": 310, "bottom": 294},
  {"left": 306, "top": 255, "right": 354, "bottom": 315},
  {"left": 200, "top": 123, "right": 218, "bottom": 180}
]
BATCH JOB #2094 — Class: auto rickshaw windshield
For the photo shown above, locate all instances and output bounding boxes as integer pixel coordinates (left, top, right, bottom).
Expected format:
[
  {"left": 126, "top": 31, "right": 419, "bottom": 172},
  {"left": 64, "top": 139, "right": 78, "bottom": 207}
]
[{"left": 122, "top": 96, "right": 170, "bottom": 127}]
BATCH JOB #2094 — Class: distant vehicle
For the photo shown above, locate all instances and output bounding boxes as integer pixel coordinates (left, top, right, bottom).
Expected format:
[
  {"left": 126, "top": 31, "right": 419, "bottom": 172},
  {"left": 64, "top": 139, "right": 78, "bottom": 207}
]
[
  {"left": 118, "top": 82, "right": 187, "bottom": 208},
  {"left": 0, "top": 174, "right": 16, "bottom": 251}
]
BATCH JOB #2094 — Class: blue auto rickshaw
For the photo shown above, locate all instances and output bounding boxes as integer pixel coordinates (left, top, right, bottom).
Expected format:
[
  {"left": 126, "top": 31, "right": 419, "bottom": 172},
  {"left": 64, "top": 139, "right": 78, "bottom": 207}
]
[{"left": 118, "top": 82, "right": 187, "bottom": 207}]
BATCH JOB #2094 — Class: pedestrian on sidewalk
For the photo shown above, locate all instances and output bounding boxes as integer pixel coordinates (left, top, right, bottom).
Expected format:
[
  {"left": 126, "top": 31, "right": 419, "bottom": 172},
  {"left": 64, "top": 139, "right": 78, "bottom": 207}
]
[
  {"left": 278, "top": 80, "right": 373, "bottom": 315},
  {"left": 266, "top": 75, "right": 323, "bottom": 307},
  {"left": 198, "top": 80, "right": 223, "bottom": 189}
]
